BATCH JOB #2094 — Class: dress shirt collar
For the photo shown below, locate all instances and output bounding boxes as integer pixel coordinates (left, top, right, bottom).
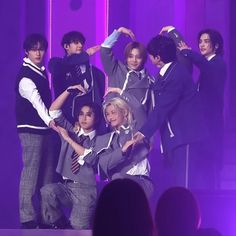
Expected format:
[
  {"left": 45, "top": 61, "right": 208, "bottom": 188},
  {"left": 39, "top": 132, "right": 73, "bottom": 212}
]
[
  {"left": 127, "top": 68, "right": 146, "bottom": 78},
  {"left": 78, "top": 128, "right": 96, "bottom": 140},
  {"left": 23, "top": 57, "right": 45, "bottom": 72},
  {"left": 207, "top": 54, "right": 216, "bottom": 61},
  {"left": 159, "top": 62, "right": 172, "bottom": 77},
  {"left": 115, "top": 124, "right": 131, "bottom": 134}
]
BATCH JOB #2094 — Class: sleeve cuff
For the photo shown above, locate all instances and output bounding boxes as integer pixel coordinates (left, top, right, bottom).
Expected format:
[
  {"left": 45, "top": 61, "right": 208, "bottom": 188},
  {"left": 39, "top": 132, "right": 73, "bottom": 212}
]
[
  {"left": 167, "top": 27, "right": 175, "bottom": 32},
  {"left": 49, "top": 109, "right": 62, "bottom": 119},
  {"left": 45, "top": 117, "right": 54, "bottom": 126},
  {"left": 78, "top": 148, "right": 92, "bottom": 165},
  {"left": 101, "top": 30, "right": 121, "bottom": 48}
]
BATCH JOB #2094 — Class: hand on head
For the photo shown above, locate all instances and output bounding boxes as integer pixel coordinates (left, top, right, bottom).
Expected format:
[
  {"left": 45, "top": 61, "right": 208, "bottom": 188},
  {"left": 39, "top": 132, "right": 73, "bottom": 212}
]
[
  {"left": 118, "top": 27, "right": 136, "bottom": 41},
  {"left": 159, "top": 25, "right": 175, "bottom": 35},
  {"left": 177, "top": 40, "right": 191, "bottom": 51},
  {"left": 67, "top": 84, "right": 87, "bottom": 94}
]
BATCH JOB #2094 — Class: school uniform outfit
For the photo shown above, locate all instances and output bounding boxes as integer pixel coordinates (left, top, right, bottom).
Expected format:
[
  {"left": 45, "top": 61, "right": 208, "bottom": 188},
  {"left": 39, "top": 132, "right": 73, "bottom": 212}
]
[
  {"left": 139, "top": 61, "right": 205, "bottom": 188},
  {"left": 15, "top": 57, "right": 57, "bottom": 227},
  {"left": 168, "top": 28, "right": 227, "bottom": 189},
  {"left": 101, "top": 30, "right": 155, "bottom": 129},
  {"left": 49, "top": 52, "right": 105, "bottom": 128},
  {"left": 180, "top": 50, "right": 227, "bottom": 189},
  {"left": 40, "top": 110, "right": 97, "bottom": 229},
  {"left": 83, "top": 125, "right": 153, "bottom": 198}
]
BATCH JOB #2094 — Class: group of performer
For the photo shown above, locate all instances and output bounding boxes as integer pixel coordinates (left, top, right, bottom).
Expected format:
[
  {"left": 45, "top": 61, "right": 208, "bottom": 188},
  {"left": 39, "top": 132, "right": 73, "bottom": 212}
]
[{"left": 15, "top": 25, "right": 226, "bottom": 229}]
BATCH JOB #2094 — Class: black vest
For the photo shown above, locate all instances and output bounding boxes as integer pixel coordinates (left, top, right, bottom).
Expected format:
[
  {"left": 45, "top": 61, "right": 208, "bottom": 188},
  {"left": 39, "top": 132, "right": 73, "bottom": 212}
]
[{"left": 15, "top": 62, "right": 52, "bottom": 134}]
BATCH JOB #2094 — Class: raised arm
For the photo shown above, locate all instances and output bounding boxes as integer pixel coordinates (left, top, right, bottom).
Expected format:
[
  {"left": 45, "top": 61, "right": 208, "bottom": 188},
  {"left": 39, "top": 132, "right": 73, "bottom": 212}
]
[
  {"left": 49, "top": 84, "right": 86, "bottom": 111},
  {"left": 57, "top": 126, "right": 85, "bottom": 156},
  {"left": 161, "top": 25, "right": 193, "bottom": 73},
  {"left": 117, "top": 27, "right": 136, "bottom": 40},
  {"left": 160, "top": 25, "right": 185, "bottom": 46},
  {"left": 100, "top": 27, "right": 136, "bottom": 76},
  {"left": 86, "top": 45, "right": 101, "bottom": 56}
]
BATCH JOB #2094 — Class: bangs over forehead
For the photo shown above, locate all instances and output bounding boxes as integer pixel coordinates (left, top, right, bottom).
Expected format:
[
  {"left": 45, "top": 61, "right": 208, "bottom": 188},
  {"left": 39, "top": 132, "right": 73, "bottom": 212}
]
[{"left": 124, "top": 41, "right": 147, "bottom": 64}]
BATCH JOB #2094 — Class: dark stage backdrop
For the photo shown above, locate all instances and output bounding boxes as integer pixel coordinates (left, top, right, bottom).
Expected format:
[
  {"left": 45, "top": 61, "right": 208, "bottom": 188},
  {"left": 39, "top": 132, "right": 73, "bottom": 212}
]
[{"left": 0, "top": 1, "right": 235, "bottom": 235}]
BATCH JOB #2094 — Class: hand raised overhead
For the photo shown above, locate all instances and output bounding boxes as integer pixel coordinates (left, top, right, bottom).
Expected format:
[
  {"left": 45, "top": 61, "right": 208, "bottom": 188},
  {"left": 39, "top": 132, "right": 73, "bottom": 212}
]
[{"left": 117, "top": 27, "right": 136, "bottom": 41}]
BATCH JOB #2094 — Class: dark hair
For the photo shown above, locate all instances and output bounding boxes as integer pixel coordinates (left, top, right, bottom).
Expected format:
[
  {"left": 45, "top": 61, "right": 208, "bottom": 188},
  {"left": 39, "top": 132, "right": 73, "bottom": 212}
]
[
  {"left": 61, "top": 31, "right": 86, "bottom": 47},
  {"left": 147, "top": 35, "right": 177, "bottom": 63},
  {"left": 23, "top": 33, "right": 48, "bottom": 52},
  {"left": 76, "top": 102, "right": 102, "bottom": 128},
  {"left": 155, "top": 187, "right": 201, "bottom": 236},
  {"left": 124, "top": 41, "right": 147, "bottom": 70},
  {"left": 198, "top": 29, "right": 224, "bottom": 56},
  {"left": 93, "top": 179, "right": 154, "bottom": 236}
]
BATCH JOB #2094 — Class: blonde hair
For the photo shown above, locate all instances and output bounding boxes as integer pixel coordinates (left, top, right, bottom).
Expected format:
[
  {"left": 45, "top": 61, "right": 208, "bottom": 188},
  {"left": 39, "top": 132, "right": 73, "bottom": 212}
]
[{"left": 103, "top": 97, "right": 134, "bottom": 128}]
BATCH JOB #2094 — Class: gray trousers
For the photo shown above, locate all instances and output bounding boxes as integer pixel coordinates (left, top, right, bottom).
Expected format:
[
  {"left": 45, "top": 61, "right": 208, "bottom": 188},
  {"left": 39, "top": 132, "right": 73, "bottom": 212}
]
[
  {"left": 40, "top": 181, "right": 97, "bottom": 229},
  {"left": 19, "top": 132, "right": 57, "bottom": 223}
]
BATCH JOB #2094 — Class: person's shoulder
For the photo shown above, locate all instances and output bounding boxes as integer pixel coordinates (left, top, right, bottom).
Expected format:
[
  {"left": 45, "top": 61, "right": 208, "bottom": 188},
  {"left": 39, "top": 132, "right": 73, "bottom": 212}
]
[
  {"left": 65, "top": 52, "right": 89, "bottom": 65},
  {"left": 173, "top": 61, "right": 193, "bottom": 79},
  {"left": 211, "top": 55, "right": 225, "bottom": 64},
  {"left": 209, "top": 55, "right": 226, "bottom": 71},
  {"left": 91, "top": 65, "right": 105, "bottom": 77},
  {"left": 18, "top": 63, "right": 35, "bottom": 76},
  {"left": 175, "top": 61, "right": 191, "bottom": 71},
  {"left": 48, "top": 57, "right": 64, "bottom": 73},
  {"left": 92, "top": 131, "right": 114, "bottom": 153},
  {"left": 49, "top": 57, "right": 63, "bottom": 65},
  {"left": 96, "top": 131, "right": 112, "bottom": 140}
]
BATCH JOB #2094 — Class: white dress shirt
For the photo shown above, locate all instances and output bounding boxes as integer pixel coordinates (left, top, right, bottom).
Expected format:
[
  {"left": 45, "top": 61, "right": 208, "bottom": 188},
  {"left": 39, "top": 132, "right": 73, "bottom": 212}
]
[{"left": 19, "top": 57, "right": 52, "bottom": 127}]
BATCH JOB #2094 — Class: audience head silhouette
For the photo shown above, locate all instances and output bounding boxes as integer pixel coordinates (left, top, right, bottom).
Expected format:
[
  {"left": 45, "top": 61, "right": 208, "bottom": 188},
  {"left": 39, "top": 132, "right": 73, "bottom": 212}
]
[
  {"left": 155, "top": 187, "right": 201, "bottom": 236},
  {"left": 92, "top": 178, "right": 154, "bottom": 236},
  {"left": 196, "top": 228, "right": 222, "bottom": 236}
]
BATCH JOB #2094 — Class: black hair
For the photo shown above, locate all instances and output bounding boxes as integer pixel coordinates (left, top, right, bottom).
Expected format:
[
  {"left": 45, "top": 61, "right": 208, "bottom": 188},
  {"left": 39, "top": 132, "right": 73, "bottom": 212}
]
[
  {"left": 198, "top": 29, "right": 224, "bottom": 56},
  {"left": 61, "top": 31, "right": 86, "bottom": 48},
  {"left": 93, "top": 179, "right": 154, "bottom": 236},
  {"left": 76, "top": 101, "right": 102, "bottom": 129},
  {"left": 23, "top": 33, "right": 48, "bottom": 52},
  {"left": 147, "top": 35, "right": 177, "bottom": 63},
  {"left": 155, "top": 187, "right": 201, "bottom": 236}
]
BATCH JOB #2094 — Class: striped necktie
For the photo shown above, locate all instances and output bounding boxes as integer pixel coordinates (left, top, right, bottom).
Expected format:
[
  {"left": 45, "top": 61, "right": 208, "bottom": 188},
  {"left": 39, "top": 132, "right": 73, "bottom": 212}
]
[
  {"left": 75, "top": 64, "right": 82, "bottom": 77},
  {"left": 71, "top": 134, "right": 87, "bottom": 175}
]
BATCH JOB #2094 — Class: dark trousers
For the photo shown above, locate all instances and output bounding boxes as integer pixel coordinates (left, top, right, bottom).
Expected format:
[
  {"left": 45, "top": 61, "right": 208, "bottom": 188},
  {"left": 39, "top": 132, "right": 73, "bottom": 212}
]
[{"left": 167, "top": 144, "right": 190, "bottom": 188}]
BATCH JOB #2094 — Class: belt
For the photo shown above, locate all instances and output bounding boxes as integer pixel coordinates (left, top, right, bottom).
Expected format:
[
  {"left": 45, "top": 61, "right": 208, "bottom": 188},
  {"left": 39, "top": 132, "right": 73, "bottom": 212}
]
[
  {"left": 134, "top": 175, "right": 152, "bottom": 182},
  {"left": 63, "top": 179, "right": 79, "bottom": 184}
]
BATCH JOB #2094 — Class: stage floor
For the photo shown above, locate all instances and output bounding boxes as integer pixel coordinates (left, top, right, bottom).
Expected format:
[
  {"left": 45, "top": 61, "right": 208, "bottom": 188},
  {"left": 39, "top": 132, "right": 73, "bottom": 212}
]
[{"left": 0, "top": 229, "right": 92, "bottom": 236}]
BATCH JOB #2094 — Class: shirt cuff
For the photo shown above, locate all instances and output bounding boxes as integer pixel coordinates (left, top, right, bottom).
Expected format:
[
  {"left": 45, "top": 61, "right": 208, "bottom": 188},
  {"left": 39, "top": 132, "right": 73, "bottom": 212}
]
[
  {"left": 45, "top": 117, "right": 54, "bottom": 126},
  {"left": 78, "top": 148, "right": 92, "bottom": 165},
  {"left": 167, "top": 27, "right": 175, "bottom": 32},
  {"left": 101, "top": 30, "right": 121, "bottom": 48},
  {"left": 49, "top": 109, "right": 62, "bottom": 119}
]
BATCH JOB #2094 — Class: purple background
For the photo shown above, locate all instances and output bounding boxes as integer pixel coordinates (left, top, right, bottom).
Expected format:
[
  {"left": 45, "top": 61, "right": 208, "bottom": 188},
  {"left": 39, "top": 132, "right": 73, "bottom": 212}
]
[{"left": 0, "top": 0, "right": 235, "bottom": 235}]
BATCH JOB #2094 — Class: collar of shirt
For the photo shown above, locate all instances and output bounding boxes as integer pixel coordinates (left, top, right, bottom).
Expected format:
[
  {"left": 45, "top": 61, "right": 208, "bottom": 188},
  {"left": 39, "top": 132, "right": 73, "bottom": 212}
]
[
  {"left": 207, "top": 54, "right": 216, "bottom": 61},
  {"left": 78, "top": 128, "right": 96, "bottom": 140},
  {"left": 127, "top": 68, "right": 146, "bottom": 78},
  {"left": 115, "top": 124, "right": 131, "bottom": 135},
  {"left": 80, "top": 65, "right": 86, "bottom": 73},
  {"left": 120, "top": 124, "right": 130, "bottom": 131},
  {"left": 23, "top": 57, "right": 45, "bottom": 72},
  {"left": 159, "top": 62, "right": 172, "bottom": 77}
]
